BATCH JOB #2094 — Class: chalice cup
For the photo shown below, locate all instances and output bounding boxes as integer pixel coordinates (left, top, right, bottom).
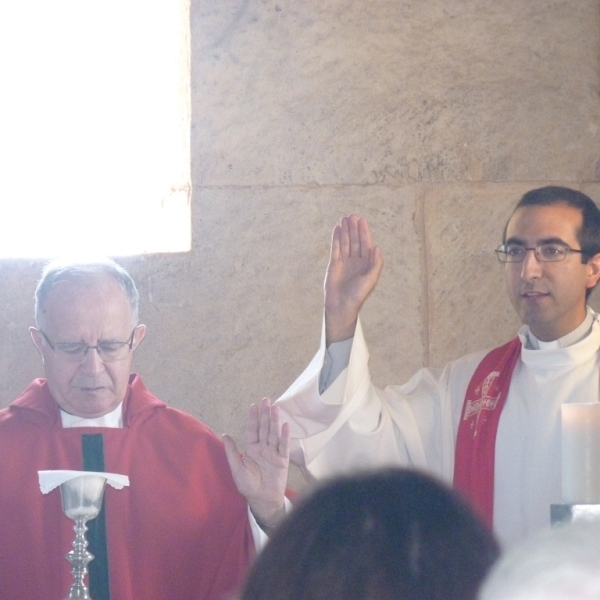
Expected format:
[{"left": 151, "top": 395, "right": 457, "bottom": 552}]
[{"left": 60, "top": 474, "right": 107, "bottom": 600}]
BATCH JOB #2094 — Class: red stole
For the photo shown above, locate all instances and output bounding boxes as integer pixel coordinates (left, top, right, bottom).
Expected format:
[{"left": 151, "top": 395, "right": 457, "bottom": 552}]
[{"left": 453, "top": 337, "right": 522, "bottom": 528}]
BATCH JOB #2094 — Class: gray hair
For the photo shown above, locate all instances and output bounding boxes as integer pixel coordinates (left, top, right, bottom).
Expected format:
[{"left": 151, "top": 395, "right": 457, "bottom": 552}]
[
  {"left": 34, "top": 258, "right": 140, "bottom": 327},
  {"left": 479, "top": 521, "right": 600, "bottom": 600}
]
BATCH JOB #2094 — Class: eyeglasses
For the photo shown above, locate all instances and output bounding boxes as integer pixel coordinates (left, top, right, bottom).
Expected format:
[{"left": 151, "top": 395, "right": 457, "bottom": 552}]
[
  {"left": 495, "top": 243, "right": 584, "bottom": 263},
  {"left": 39, "top": 328, "right": 138, "bottom": 362}
]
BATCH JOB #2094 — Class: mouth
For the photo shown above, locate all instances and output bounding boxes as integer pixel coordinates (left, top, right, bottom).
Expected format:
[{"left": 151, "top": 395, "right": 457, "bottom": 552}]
[
  {"left": 520, "top": 290, "right": 549, "bottom": 302},
  {"left": 79, "top": 385, "right": 107, "bottom": 394}
]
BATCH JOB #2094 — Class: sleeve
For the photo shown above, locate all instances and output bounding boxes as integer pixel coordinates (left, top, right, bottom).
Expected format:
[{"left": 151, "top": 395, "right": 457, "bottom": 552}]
[
  {"left": 247, "top": 506, "right": 268, "bottom": 551},
  {"left": 247, "top": 497, "right": 293, "bottom": 552},
  {"left": 319, "top": 337, "right": 353, "bottom": 393},
  {"left": 275, "top": 316, "right": 483, "bottom": 484}
]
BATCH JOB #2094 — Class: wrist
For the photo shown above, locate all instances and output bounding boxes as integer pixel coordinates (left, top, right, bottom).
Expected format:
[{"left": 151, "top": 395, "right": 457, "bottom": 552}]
[
  {"left": 250, "top": 501, "right": 286, "bottom": 532},
  {"left": 325, "top": 312, "right": 358, "bottom": 345}
]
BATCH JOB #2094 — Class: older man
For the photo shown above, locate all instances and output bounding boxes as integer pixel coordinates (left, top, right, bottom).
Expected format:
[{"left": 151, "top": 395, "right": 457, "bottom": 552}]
[
  {"left": 275, "top": 186, "right": 600, "bottom": 548},
  {"left": 0, "top": 259, "right": 289, "bottom": 600}
]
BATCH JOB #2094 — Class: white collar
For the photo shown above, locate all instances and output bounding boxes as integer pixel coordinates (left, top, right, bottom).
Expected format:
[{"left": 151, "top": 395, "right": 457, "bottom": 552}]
[
  {"left": 60, "top": 402, "right": 123, "bottom": 428},
  {"left": 517, "top": 308, "right": 600, "bottom": 369},
  {"left": 524, "top": 308, "right": 595, "bottom": 350}
]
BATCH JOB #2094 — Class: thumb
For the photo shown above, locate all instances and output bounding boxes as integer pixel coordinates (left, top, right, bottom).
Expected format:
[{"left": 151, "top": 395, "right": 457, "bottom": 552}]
[{"left": 222, "top": 434, "right": 243, "bottom": 475}]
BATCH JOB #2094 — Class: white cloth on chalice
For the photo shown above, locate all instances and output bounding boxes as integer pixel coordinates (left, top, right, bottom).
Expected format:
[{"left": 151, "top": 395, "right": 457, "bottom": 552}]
[{"left": 38, "top": 470, "right": 130, "bottom": 494}]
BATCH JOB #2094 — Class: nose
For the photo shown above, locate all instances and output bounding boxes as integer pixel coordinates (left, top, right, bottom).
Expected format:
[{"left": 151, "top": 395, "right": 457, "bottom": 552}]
[
  {"left": 520, "top": 248, "right": 543, "bottom": 281},
  {"left": 79, "top": 346, "right": 105, "bottom": 375}
]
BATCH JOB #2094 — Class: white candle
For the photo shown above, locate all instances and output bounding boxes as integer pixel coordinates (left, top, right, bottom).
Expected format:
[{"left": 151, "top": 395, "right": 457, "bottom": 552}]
[{"left": 561, "top": 403, "right": 600, "bottom": 503}]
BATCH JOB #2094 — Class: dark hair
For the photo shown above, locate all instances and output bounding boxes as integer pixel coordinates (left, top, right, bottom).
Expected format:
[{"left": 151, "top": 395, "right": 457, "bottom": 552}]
[
  {"left": 504, "top": 186, "right": 600, "bottom": 262},
  {"left": 503, "top": 186, "right": 600, "bottom": 300},
  {"left": 240, "top": 468, "right": 500, "bottom": 600},
  {"left": 34, "top": 258, "right": 140, "bottom": 327}
]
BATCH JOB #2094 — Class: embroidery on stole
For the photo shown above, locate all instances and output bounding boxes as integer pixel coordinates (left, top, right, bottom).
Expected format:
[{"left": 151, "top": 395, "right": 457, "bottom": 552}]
[{"left": 453, "top": 337, "right": 521, "bottom": 528}]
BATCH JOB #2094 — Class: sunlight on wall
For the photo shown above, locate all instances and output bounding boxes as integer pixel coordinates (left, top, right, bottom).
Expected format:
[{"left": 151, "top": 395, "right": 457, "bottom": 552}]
[{"left": 0, "top": 1, "right": 191, "bottom": 258}]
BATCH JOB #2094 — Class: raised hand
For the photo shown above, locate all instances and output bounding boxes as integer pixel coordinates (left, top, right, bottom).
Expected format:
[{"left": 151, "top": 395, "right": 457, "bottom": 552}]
[
  {"left": 223, "top": 397, "right": 290, "bottom": 530},
  {"left": 324, "top": 214, "right": 384, "bottom": 343}
]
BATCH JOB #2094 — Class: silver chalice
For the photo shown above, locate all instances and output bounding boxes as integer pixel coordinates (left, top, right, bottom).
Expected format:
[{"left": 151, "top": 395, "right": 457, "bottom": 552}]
[{"left": 59, "top": 474, "right": 108, "bottom": 600}]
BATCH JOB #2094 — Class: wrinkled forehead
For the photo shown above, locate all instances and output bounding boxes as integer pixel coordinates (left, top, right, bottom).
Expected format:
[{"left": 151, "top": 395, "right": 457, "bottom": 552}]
[{"left": 38, "top": 275, "right": 135, "bottom": 331}]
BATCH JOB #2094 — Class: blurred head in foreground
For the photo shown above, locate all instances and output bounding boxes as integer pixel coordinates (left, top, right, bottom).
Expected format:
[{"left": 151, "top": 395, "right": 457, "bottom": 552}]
[
  {"left": 479, "top": 520, "right": 600, "bottom": 600},
  {"left": 240, "top": 468, "right": 500, "bottom": 600}
]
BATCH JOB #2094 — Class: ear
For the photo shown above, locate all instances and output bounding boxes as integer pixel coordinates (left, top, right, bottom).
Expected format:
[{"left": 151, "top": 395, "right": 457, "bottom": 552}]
[
  {"left": 29, "top": 327, "right": 44, "bottom": 356},
  {"left": 132, "top": 324, "right": 147, "bottom": 350},
  {"left": 585, "top": 253, "right": 600, "bottom": 290}
]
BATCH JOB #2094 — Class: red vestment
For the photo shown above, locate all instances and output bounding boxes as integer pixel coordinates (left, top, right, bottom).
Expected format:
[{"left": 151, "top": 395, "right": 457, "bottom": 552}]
[{"left": 0, "top": 374, "right": 253, "bottom": 600}]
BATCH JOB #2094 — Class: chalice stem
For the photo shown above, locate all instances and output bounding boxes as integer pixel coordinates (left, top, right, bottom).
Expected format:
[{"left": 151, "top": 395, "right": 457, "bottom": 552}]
[{"left": 65, "top": 517, "right": 94, "bottom": 600}]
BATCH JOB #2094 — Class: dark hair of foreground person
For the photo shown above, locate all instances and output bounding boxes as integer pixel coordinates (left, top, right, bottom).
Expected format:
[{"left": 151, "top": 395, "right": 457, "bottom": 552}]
[{"left": 239, "top": 468, "right": 500, "bottom": 600}]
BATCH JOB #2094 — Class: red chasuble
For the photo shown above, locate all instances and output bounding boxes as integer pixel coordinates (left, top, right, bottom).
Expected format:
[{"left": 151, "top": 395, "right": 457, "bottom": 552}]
[
  {"left": 0, "top": 375, "right": 253, "bottom": 600},
  {"left": 453, "top": 338, "right": 521, "bottom": 529}
]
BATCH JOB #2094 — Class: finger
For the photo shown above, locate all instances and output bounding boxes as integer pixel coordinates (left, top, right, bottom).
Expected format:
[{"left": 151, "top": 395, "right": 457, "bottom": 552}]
[
  {"left": 339, "top": 216, "right": 350, "bottom": 258},
  {"left": 330, "top": 224, "right": 342, "bottom": 262},
  {"left": 358, "top": 217, "right": 373, "bottom": 259},
  {"left": 371, "top": 244, "right": 384, "bottom": 274},
  {"left": 267, "top": 403, "right": 282, "bottom": 448},
  {"left": 258, "top": 397, "right": 272, "bottom": 444},
  {"left": 245, "top": 403, "right": 260, "bottom": 446},
  {"left": 222, "top": 434, "right": 243, "bottom": 474},
  {"left": 347, "top": 214, "right": 360, "bottom": 257},
  {"left": 278, "top": 421, "right": 291, "bottom": 459}
]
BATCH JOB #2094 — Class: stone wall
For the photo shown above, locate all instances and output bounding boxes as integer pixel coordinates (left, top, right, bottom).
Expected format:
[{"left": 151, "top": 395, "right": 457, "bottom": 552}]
[{"left": 1, "top": 0, "right": 599, "bottom": 489}]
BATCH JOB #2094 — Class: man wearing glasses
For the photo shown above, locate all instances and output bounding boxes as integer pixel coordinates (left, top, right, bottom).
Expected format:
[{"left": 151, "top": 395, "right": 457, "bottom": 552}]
[
  {"left": 275, "top": 186, "right": 600, "bottom": 549},
  {"left": 0, "top": 259, "right": 289, "bottom": 600}
]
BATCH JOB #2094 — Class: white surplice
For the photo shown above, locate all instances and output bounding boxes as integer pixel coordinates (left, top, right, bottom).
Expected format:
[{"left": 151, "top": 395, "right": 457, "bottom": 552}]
[{"left": 275, "top": 309, "right": 600, "bottom": 549}]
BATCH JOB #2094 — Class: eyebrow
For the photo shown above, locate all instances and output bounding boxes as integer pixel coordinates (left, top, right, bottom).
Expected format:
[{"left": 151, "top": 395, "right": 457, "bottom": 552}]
[{"left": 504, "top": 236, "right": 570, "bottom": 246}]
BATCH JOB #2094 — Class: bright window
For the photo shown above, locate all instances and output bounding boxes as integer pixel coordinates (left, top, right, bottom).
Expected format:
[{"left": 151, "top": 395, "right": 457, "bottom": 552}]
[{"left": 0, "top": 1, "right": 191, "bottom": 258}]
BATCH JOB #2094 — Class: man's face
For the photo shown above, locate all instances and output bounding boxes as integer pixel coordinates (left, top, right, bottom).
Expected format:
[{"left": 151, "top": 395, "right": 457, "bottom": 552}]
[
  {"left": 30, "top": 277, "right": 146, "bottom": 418},
  {"left": 504, "top": 203, "right": 600, "bottom": 341}
]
